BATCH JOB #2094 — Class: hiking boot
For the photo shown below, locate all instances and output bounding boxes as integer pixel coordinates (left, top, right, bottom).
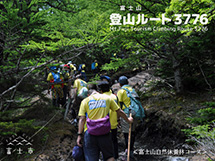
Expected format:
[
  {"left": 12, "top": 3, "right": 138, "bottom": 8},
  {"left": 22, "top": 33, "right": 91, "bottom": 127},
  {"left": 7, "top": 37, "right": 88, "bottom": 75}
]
[
  {"left": 124, "top": 149, "right": 128, "bottom": 155},
  {"left": 119, "top": 149, "right": 127, "bottom": 161}
]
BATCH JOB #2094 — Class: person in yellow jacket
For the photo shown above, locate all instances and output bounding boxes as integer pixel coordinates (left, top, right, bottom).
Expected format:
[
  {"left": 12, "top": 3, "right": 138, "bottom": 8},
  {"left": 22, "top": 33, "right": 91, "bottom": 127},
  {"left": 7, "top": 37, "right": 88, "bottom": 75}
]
[
  {"left": 117, "top": 76, "right": 138, "bottom": 159},
  {"left": 72, "top": 74, "right": 87, "bottom": 119},
  {"left": 69, "top": 63, "right": 77, "bottom": 75},
  {"left": 62, "top": 64, "right": 71, "bottom": 107},
  {"left": 47, "top": 66, "right": 64, "bottom": 107},
  {"left": 91, "top": 60, "right": 99, "bottom": 76},
  {"left": 100, "top": 81, "right": 119, "bottom": 160},
  {"left": 78, "top": 64, "right": 87, "bottom": 82}
]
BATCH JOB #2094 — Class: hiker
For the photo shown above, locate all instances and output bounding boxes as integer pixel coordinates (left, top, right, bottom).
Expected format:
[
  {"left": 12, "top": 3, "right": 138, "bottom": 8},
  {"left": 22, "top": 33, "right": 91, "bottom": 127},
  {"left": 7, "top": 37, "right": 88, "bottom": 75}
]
[
  {"left": 72, "top": 74, "right": 88, "bottom": 119},
  {"left": 117, "top": 76, "right": 139, "bottom": 159},
  {"left": 76, "top": 81, "right": 133, "bottom": 161},
  {"left": 62, "top": 64, "right": 71, "bottom": 107},
  {"left": 47, "top": 66, "right": 65, "bottom": 107},
  {"left": 91, "top": 60, "right": 99, "bottom": 75},
  {"left": 78, "top": 63, "right": 87, "bottom": 82},
  {"left": 67, "top": 61, "right": 77, "bottom": 76},
  {"left": 99, "top": 81, "right": 119, "bottom": 160},
  {"left": 100, "top": 75, "right": 114, "bottom": 91}
]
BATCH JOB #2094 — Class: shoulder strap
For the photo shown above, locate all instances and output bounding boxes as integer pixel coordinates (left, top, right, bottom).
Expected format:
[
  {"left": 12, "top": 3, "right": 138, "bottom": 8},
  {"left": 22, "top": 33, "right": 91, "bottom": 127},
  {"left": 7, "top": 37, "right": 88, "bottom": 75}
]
[
  {"left": 121, "top": 85, "right": 131, "bottom": 96},
  {"left": 51, "top": 72, "right": 56, "bottom": 79},
  {"left": 120, "top": 86, "right": 130, "bottom": 109},
  {"left": 116, "top": 95, "right": 119, "bottom": 104},
  {"left": 121, "top": 86, "right": 139, "bottom": 104},
  {"left": 122, "top": 87, "right": 129, "bottom": 92}
]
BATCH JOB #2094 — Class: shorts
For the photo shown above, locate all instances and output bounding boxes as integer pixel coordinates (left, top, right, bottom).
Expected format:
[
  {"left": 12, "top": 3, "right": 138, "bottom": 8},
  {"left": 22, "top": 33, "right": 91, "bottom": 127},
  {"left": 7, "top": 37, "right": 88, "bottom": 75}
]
[{"left": 83, "top": 130, "right": 114, "bottom": 161}]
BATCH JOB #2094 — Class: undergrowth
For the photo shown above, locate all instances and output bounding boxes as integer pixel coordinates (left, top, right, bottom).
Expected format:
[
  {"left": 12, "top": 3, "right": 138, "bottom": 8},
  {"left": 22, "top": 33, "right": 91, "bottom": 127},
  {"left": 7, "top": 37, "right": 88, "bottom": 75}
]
[{"left": 182, "top": 101, "right": 215, "bottom": 159}]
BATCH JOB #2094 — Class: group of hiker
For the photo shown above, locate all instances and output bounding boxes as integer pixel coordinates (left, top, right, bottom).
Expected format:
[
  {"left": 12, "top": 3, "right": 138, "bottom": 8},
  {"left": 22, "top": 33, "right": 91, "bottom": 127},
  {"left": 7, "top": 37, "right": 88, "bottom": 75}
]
[
  {"left": 46, "top": 60, "right": 98, "bottom": 107},
  {"left": 46, "top": 60, "right": 145, "bottom": 161},
  {"left": 76, "top": 77, "right": 144, "bottom": 161}
]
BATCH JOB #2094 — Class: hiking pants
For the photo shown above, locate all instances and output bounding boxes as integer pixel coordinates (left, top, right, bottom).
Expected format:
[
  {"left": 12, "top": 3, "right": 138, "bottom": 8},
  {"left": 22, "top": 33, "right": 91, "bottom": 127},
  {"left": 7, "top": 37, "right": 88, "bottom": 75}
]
[
  {"left": 52, "top": 86, "right": 64, "bottom": 107},
  {"left": 123, "top": 132, "right": 136, "bottom": 152},
  {"left": 52, "top": 86, "right": 64, "bottom": 99},
  {"left": 111, "top": 128, "right": 119, "bottom": 159},
  {"left": 72, "top": 96, "right": 82, "bottom": 119},
  {"left": 81, "top": 72, "right": 87, "bottom": 82},
  {"left": 63, "top": 85, "right": 70, "bottom": 107}
]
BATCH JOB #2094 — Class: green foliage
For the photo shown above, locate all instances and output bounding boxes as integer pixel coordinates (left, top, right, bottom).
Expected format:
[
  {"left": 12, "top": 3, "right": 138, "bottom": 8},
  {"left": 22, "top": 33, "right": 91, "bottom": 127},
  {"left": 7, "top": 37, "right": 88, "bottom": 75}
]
[
  {"left": 102, "top": 55, "right": 141, "bottom": 72},
  {"left": 202, "top": 102, "right": 215, "bottom": 107},
  {"left": 187, "top": 107, "right": 215, "bottom": 125},
  {"left": 183, "top": 124, "right": 215, "bottom": 139},
  {"left": 1, "top": 0, "right": 215, "bottom": 111},
  {"left": 190, "top": 124, "right": 215, "bottom": 139},
  {"left": 0, "top": 108, "right": 28, "bottom": 121},
  {"left": 183, "top": 103, "right": 215, "bottom": 140},
  {"left": 41, "top": 133, "right": 49, "bottom": 144},
  {"left": 0, "top": 119, "right": 41, "bottom": 136},
  {"left": 88, "top": 74, "right": 100, "bottom": 83}
]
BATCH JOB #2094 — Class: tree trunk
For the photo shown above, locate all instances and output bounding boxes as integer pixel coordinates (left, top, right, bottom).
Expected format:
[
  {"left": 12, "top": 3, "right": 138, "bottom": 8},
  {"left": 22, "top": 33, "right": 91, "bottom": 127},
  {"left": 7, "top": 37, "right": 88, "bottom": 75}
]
[{"left": 172, "top": 54, "right": 183, "bottom": 94}]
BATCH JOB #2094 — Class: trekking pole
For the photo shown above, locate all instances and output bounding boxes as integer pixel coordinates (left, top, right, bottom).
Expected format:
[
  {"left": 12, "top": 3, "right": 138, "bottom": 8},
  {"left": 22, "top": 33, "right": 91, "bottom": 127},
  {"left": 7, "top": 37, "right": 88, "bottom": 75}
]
[{"left": 127, "top": 112, "right": 132, "bottom": 161}]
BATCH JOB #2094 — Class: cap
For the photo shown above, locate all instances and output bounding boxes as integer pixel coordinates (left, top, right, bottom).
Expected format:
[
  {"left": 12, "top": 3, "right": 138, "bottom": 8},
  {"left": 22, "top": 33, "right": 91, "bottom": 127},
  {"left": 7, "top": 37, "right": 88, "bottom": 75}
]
[
  {"left": 118, "top": 76, "right": 128, "bottom": 85},
  {"left": 64, "top": 64, "right": 70, "bottom": 69},
  {"left": 100, "top": 75, "right": 110, "bottom": 82},
  {"left": 49, "top": 66, "right": 57, "bottom": 71}
]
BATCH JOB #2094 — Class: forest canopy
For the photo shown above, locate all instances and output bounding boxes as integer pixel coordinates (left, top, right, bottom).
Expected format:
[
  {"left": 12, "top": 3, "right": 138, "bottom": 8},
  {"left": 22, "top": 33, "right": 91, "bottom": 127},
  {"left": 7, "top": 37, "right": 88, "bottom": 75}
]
[{"left": 0, "top": 0, "right": 215, "bottom": 111}]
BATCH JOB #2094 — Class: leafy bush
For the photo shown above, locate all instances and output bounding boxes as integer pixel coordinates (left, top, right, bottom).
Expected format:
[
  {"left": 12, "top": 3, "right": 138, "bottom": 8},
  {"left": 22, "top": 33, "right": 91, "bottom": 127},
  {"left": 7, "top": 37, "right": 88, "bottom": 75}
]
[
  {"left": 0, "top": 119, "right": 41, "bottom": 136},
  {"left": 202, "top": 102, "right": 215, "bottom": 108},
  {"left": 182, "top": 103, "right": 215, "bottom": 158},
  {"left": 187, "top": 107, "right": 215, "bottom": 125}
]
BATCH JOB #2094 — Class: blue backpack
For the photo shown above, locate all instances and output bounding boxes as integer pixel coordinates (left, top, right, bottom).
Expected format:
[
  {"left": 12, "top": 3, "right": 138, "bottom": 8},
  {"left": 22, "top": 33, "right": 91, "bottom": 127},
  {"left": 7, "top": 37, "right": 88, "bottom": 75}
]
[
  {"left": 122, "top": 85, "right": 145, "bottom": 119},
  {"left": 91, "top": 62, "right": 96, "bottom": 70},
  {"left": 78, "top": 64, "right": 83, "bottom": 71},
  {"left": 49, "top": 66, "right": 57, "bottom": 71},
  {"left": 51, "top": 72, "right": 62, "bottom": 83}
]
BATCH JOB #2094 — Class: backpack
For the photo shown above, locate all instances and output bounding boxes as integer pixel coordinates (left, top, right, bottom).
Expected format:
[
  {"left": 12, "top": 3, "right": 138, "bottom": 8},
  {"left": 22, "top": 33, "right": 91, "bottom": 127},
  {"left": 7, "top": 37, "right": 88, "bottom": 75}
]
[
  {"left": 78, "top": 64, "right": 83, "bottom": 71},
  {"left": 51, "top": 72, "right": 62, "bottom": 83},
  {"left": 49, "top": 66, "right": 57, "bottom": 71},
  {"left": 77, "top": 80, "right": 88, "bottom": 98},
  {"left": 78, "top": 87, "right": 88, "bottom": 99},
  {"left": 122, "top": 86, "right": 145, "bottom": 119},
  {"left": 91, "top": 62, "right": 96, "bottom": 70}
]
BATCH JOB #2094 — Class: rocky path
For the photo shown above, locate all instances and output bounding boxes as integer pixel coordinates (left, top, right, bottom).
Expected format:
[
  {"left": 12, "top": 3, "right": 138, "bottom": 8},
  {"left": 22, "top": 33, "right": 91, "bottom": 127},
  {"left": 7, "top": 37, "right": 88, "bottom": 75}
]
[{"left": 23, "top": 70, "right": 213, "bottom": 161}]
